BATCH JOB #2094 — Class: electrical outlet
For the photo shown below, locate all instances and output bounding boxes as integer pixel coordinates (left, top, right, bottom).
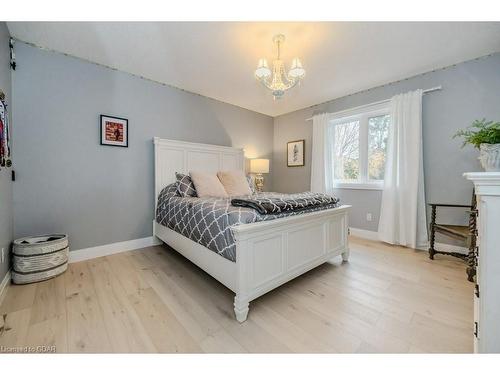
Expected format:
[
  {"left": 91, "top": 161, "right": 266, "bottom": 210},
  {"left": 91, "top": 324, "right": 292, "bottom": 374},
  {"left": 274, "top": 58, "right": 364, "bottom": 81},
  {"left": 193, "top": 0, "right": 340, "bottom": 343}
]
[
  {"left": 1, "top": 247, "right": 4, "bottom": 263},
  {"left": 366, "top": 213, "right": 373, "bottom": 222}
]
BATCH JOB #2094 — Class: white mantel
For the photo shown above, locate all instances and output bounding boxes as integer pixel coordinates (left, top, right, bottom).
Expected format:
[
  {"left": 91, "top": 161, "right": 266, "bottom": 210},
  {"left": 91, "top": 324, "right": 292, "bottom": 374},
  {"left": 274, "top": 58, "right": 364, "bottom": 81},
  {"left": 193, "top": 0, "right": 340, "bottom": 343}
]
[{"left": 464, "top": 172, "right": 500, "bottom": 353}]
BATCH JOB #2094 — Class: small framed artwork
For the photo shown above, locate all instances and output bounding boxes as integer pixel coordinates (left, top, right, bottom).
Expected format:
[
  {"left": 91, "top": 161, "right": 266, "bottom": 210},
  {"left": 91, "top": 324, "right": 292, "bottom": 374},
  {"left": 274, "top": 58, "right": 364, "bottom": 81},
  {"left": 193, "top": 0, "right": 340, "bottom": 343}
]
[
  {"left": 100, "top": 115, "right": 128, "bottom": 147},
  {"left": 287, "top": 140, "right": 305, "bottom": 167}
]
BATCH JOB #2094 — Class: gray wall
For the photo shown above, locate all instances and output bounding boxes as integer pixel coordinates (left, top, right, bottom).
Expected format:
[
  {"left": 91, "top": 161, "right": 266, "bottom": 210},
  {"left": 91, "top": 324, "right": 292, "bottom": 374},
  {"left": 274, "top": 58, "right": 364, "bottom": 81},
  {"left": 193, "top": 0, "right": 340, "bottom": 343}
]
[
  {"left": 12, "top": 42, "right": 273, "bottom": 251},
  {"left": 273, "top": 53, "right": 500, "bottom": 233},
  {"left": 0, "top": 23, "right": 12, "bottom": 283},
  {"left": 10, "top": 40, "right": 500, "bottom": 253}
]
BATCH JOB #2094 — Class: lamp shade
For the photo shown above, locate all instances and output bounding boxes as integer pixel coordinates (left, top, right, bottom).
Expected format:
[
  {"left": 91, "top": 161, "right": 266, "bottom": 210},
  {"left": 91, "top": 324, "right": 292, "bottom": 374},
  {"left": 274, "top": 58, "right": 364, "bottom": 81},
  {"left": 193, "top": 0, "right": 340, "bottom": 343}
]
[
  {"left": 250, "top": 159, "right": 270, "bottom": 174},
  {"left": 288, "top": 58, "right": 305, "bottom": 79},
  {"left": 255, "top": 58, "right": 271, "bottom": 79}
]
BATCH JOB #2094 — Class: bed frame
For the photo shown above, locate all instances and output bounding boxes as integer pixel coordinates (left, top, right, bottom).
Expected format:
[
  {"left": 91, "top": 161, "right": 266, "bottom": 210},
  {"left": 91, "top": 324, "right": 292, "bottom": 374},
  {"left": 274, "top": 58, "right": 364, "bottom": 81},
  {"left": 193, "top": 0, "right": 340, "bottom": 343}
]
[{"left": 153, "top": 137, "right": 350, "bottom": 322}]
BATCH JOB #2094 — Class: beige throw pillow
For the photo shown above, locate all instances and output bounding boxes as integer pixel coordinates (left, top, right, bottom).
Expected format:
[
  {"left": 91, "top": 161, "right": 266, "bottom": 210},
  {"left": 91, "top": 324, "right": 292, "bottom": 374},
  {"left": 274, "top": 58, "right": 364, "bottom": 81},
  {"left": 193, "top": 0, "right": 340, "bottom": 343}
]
[
  {"left": 217, "top": 170, "right": 252, "bottom": 196},
  {"left": 189, "top": 171, "right": 228, "bottom": 198}
]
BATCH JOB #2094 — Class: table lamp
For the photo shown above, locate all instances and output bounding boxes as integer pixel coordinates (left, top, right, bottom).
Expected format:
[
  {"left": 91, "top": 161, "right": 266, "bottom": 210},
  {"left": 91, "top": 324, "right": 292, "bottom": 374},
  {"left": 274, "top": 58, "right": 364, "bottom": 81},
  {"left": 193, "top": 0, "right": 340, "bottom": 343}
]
[{"left": 250, "top": 159, "right": 270, "bottom": 192}]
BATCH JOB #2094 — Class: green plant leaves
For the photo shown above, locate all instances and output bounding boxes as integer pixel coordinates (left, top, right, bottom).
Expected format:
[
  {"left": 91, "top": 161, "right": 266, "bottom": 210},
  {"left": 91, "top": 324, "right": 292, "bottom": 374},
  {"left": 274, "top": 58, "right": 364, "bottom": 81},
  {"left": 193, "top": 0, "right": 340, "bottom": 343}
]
[{"left": 453, "top": 119, "right": 500, "bottom": 149}]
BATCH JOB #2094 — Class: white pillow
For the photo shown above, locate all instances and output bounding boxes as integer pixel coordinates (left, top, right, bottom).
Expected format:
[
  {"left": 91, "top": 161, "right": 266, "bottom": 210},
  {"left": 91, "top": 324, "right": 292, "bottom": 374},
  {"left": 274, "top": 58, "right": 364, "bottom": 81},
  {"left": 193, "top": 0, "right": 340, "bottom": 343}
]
[
  {"left": 189, "top": 171, "right": 228, "bottom": 198},
  {"left": 217, "top": 170, "right": 252, "bottom": 196}
]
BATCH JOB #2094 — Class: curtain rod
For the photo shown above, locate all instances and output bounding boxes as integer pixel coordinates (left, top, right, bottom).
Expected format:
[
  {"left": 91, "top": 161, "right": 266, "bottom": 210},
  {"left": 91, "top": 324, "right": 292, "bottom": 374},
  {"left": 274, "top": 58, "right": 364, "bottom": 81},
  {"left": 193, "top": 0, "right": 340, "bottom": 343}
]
[{"left": 305, "top": 86, "right": 442, "bottom": 121}]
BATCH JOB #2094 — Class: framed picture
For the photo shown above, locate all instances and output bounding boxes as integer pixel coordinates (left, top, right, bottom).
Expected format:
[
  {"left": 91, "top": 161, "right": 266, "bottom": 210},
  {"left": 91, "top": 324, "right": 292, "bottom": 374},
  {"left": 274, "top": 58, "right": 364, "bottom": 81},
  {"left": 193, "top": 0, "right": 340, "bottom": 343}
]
[
  {"left": 100, "top": 115, "right": 128, "bottom": 147},
  {"left": 287, "top": 139, "right": 305, "bottom": 167}
]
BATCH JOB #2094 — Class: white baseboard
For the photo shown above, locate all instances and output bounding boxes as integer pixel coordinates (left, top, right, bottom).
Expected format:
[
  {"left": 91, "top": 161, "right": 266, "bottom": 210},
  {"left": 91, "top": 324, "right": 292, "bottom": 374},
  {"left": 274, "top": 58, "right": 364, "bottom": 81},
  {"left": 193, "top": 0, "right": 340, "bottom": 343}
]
[
  {"left": 0, "top": 269, "right": 11, "bottom": 305},
  {"left": 349, "top": 227, "right": 379, "bottom": 241},
  {"left": 0, "top": 237, "right": 164, "bottom": 297},
  {"left": 69, "top": 236, "right": 163, "bottom": 263},
  {"left": 349, "top": 227, "right": 467, "bottom": 254}
]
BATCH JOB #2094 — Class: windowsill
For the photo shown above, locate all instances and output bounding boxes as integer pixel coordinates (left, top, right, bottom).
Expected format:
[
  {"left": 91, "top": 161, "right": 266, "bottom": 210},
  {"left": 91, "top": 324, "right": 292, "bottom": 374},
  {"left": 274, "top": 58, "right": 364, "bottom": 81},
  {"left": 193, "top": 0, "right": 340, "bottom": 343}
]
[{"left": 333, "top": 182, "right": 383, "bottom": 190}]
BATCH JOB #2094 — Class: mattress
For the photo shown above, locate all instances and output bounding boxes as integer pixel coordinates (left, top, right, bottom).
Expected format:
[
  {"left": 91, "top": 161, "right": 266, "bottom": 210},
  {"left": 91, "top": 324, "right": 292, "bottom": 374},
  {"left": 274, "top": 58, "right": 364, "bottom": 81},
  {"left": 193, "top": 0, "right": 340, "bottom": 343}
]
[{"left": 155, "top": 183, "right": 340, "bottom": 262}]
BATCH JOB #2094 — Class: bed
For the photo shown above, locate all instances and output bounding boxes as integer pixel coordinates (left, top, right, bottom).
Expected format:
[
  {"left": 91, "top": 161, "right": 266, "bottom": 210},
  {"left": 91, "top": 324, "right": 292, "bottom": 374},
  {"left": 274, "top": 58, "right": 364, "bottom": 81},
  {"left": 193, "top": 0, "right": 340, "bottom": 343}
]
[{"left": 152, "top": 137, "right": 351, "bottom": 322}]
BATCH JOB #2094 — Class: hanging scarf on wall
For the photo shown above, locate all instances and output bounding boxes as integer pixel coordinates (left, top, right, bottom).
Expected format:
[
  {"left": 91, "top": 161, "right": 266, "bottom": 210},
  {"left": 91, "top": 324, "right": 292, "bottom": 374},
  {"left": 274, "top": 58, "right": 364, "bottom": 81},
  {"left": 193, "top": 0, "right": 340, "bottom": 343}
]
[{"left": 0, "top": 94, "right": 12, "bottom": 169}]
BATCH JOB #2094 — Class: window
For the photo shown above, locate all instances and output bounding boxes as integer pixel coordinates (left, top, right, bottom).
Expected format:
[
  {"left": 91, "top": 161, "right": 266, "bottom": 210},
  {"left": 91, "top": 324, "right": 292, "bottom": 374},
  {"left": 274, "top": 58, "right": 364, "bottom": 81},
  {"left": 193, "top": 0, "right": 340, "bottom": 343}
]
[
  {"left": 329, "top": 104, "right": 390, "bottom": 189},
  {"left": 333, "top": 120, "right": 360, "bottom": 181}
]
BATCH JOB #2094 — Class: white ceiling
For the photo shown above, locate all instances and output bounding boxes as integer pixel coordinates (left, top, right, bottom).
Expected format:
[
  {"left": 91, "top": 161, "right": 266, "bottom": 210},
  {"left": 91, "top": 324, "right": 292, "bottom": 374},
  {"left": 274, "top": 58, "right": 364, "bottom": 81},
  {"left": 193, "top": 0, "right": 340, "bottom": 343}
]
[{"left": 7, "top": 22, "right": 500, "bottom": 117}]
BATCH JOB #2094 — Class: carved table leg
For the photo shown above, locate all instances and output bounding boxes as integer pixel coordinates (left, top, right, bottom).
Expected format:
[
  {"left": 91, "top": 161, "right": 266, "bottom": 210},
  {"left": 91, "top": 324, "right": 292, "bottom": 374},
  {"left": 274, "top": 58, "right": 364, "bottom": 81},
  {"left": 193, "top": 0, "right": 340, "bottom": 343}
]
[
  {"left": 466, "top": 209, "right": 477, "bottom": 282},
  {"left": 429, "top": 205, "right": 436, "bottom": 260}
]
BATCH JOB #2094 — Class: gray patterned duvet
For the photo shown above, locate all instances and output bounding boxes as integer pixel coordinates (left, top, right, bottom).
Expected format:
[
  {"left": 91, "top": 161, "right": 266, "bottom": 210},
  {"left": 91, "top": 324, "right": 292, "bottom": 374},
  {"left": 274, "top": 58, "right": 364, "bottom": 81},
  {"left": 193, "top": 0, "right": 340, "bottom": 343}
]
[{"left": 155, "top": 183, "right": 340, "bottom": 262}]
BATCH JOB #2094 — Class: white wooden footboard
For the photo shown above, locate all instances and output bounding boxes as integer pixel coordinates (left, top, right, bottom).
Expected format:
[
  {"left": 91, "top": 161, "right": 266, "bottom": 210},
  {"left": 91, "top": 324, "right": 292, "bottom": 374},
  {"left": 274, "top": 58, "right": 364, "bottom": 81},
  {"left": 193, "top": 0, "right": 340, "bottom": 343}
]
[
  {"left": 231, "top": 205, "right": 350, "bottom": 322},
  {"left": 154, "top": 205, "right": 350, "bottom": 323}
]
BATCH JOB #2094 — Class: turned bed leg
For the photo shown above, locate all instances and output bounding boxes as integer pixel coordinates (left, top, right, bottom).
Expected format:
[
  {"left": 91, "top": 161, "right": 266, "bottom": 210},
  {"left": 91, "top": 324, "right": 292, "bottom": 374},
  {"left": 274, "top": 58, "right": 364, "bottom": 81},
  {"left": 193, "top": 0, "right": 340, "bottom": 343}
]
[
  {"left": 341, "top": 248, "right": 350, "bottom": 262},
  {"left": 234, "top": 295, "right": 250, "bottom": 323}
]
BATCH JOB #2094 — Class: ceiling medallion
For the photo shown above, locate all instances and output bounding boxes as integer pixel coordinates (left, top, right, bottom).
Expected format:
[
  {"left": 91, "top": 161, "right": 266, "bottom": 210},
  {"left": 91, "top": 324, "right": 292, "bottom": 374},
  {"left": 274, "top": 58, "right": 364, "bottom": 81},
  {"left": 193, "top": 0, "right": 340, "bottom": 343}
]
[{"left": 254, "top": 34, "right": 306, "bottom": 100}]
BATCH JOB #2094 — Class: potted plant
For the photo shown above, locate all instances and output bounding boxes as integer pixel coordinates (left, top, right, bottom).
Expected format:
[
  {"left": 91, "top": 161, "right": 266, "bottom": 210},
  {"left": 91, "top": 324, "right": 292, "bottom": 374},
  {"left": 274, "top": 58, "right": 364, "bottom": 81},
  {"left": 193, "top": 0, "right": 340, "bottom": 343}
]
[{"left": 454, "top": 119, "right": 500, "bottom": 172}]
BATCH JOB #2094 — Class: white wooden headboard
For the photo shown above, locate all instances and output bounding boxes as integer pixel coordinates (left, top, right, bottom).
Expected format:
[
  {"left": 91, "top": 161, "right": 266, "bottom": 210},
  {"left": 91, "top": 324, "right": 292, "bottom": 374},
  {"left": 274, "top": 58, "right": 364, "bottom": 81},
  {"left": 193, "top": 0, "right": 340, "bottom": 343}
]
[{"left": 153, "top": 137, "right": 245, "bottom": 201}]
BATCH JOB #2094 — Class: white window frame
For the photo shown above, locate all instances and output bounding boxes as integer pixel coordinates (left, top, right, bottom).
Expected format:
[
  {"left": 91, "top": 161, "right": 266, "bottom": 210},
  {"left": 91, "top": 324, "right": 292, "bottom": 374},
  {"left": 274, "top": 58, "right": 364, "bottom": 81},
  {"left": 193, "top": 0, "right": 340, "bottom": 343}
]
[{"left": 329, "top": 102, "right": 390, "bottom": 190}]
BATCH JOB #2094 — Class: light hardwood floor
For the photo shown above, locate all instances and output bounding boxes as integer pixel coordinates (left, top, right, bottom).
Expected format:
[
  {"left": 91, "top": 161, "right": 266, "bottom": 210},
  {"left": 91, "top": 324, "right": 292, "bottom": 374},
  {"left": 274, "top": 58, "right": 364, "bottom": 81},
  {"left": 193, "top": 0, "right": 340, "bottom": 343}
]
[{"left": 0, "top": 236, "right": 473, "bottom": 353}]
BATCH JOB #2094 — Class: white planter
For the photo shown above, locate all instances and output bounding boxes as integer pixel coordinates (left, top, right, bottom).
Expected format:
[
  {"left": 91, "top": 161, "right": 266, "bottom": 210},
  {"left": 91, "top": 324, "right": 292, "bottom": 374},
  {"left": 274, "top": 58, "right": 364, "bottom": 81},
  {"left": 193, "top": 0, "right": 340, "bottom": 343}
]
[{"left": 479, "top": 144, "right": 500, "bottom": 172}]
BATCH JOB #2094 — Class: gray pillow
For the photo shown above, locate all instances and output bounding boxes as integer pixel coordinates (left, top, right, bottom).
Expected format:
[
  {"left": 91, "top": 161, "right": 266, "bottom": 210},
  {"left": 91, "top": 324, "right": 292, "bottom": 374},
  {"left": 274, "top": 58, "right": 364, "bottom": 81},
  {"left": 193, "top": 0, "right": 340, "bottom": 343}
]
[{"left": 176, "top": 173, "right": 197, "bottom": 197}]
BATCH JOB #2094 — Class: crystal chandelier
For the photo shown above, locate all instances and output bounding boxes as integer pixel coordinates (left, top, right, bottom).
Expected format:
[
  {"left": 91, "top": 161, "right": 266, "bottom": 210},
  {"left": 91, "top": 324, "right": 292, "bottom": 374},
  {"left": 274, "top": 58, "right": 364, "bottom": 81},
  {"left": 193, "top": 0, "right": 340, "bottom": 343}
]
[{"left": 254, "top": 34, "right": 306, "bottom": 100}]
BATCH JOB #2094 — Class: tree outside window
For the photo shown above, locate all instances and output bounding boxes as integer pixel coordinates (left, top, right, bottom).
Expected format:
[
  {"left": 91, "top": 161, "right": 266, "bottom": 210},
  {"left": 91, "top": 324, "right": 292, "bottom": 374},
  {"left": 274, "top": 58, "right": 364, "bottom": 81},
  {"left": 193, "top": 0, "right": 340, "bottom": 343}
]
[{"left": 330, "top": 107, "right": 390, "bottom": 189}]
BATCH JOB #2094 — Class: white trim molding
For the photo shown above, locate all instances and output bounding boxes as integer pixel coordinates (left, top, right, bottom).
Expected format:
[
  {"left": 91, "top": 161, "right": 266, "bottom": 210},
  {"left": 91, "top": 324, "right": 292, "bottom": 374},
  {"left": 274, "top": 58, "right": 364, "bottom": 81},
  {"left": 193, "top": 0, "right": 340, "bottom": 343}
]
[
  {"left": 334, "top": 181, "right": 383, "bottom": 191},
  {"left": 349, "top": 227, "right": 467, "bottom": 254},
  {"left": 0, "top": 270, "right": 11, "bottom": 305},
  {"left": 349, "top": 227, "right": 379, "bottom": 241},
  {"left": 69, "top": 236, "right": 162, "bottom": 263}
]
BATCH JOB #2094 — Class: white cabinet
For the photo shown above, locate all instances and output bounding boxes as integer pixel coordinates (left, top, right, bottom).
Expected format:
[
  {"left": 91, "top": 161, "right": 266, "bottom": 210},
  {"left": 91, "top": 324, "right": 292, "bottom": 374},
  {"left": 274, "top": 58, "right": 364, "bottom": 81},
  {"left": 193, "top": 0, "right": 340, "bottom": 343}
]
[{"left": 464, "top": 172, "right": 500, "bottom": 353}]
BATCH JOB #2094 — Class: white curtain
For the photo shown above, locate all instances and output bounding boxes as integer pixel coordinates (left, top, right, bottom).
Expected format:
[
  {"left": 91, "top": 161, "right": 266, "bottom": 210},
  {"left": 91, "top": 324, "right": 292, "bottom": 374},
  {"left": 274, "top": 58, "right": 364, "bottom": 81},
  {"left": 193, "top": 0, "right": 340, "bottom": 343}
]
[
  {"left": 310, "top": 113, "right": 334, "bottom": 193},
  {"left": 378, "top": 89, "right": 428, "bottom": 249}
]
